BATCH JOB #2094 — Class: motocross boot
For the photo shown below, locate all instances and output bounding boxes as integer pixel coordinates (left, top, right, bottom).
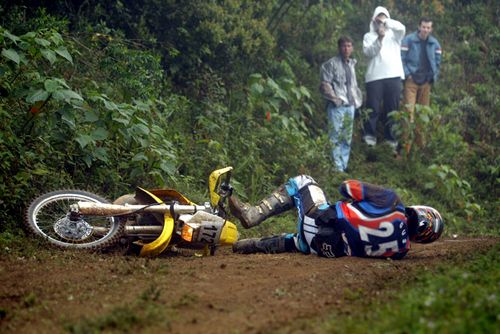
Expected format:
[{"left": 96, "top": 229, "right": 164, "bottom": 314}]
[
  {"left": 228, "top": 185, "right": 294, "bottom": 228},
  {"left": 232, "top": 235, "right": 288, "bottom": 254}
]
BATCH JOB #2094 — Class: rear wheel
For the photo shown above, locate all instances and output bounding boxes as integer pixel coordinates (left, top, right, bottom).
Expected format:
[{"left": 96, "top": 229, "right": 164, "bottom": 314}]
[{"left": 25, "top": 190, "right": 124, "bottom": 250}]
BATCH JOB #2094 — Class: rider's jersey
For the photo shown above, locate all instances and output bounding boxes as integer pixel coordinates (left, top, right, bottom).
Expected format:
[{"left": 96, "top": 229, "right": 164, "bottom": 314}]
[{"left": 286, "top": 176, "right": 410, "bottom": 259}]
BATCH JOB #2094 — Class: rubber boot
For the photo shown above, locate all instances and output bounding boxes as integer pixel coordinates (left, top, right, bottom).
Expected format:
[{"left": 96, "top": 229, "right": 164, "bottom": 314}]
[
  {"left": 228, "top": 185, "right": 294, "bottom": 228},
  {"left": 232, "top": 235, "right": 287, "bottom": 254}
]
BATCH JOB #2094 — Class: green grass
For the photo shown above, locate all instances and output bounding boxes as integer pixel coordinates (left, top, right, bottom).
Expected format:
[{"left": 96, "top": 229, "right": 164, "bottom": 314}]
[{"left": 319, "top": 243, "right": 500, "bottom": 334}]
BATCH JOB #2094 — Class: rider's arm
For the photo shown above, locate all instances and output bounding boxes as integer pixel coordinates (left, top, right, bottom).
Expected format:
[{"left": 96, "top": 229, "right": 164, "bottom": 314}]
[
  {"left": 339, "top": 180, "right": 402, "bottom": 209},
  {"left": 286, "top": 175, "right": 329, "bottom": 216}
]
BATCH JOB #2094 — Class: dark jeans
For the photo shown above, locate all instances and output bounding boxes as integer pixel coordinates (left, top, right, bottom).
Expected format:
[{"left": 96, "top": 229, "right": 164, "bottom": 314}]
[{"left": 363, "top": 77, "right": 402, "bottom": 142}]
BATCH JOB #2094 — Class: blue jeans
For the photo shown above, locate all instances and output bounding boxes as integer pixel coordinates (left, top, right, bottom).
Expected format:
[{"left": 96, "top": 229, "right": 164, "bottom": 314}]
[{"left": 327, "top": 103, "right": 355, "bottom": 172}]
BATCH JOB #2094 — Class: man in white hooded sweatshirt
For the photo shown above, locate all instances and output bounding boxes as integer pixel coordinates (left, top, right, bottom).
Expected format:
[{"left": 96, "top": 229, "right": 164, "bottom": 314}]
[{"left": 362, "top": 6, "right": 405, "bottom": 152}]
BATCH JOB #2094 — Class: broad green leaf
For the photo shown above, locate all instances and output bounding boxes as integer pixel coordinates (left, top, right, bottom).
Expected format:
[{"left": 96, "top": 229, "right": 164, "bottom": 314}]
[
  {"left": 83, "top": 155, "right": 92, "bottom": 168},
  {"left": 133, "top": 123, "right": 150, "bottom": 135},
  {"left": 266, "top": 78, "right": 280, "bottom": 91},
  {"left": 134, "top": 100, "right": 150, "bottom": 112},
  {"left": 31, "top": 168, "right": 50, "bottom": 175},
  {"left": 137, "top": 137, "right": 150, "bottom": 148},
  {"left": 49, "top": 78, "right": 70, "bottom": 88},
  {"left": 136, "top": 116, "right": 149, "bottom": 126},
  {"left": 103, "top": 100, "right": 117, "bottom": 110},
  {"left": 132, "top": 152, "right": 148, "bottom": 162},
  {"left": 91, "top": 127, "right": 108, "bottom": 141},
  {"left": 299, "top": 86, "right": 311, "bottom": 99},
  {"left": 35, "top": 38, "right": 51, "bottom": 47},
  {"left": 26, "top": 89, "right": 49, "bottom": 103},
  {"left": 50, "top": 32, "right": 63, "bottom": 45},
  {"left": 282, "top": 78, "right": 294, "bottom": 88},
  {"left": 268, "top": 99, "right": 280, "bottom": 112},
  {"left": 55, "top": 47, "right": 73, "bottom": 63},
  {"left": 44, "top": 79, "right": 62, "bottom": 92},
  {"left": 291, "top": 87, "right": 301, "bottom": 100},
  {"left": 281, "top": 117, "right": 290, "bottom": 128},
  {"left": 303, "top": 102, "right": 313, "bottom": 116},
  {"left": 419, "top": 113, "right": 430, "bottom": 123},
  {"left": 160, "top": 160, "right": 176, "bottom": 175},
  {"left": 53, "top": 89, "right": 83, "bottom": 102},
  {"left": 41, "top": 49, "right": 56, "bottom": 64},
  {"left": 249, "top": 73, "right": 263, "bottom": 85},
  {"left": 61, "top": 110, "right": 76, "bottom": 128},
  {"left": 93, "top": 147, "right": 109, "bottom": 163},
  {"left": 274, "top": 87, "right": 289, "bottom": 102},
  {"left": 471, "top": 203, "right": 481, "bottom": 211},
  {"left": 113, "top": 117, "right": 130, "bottom": 125},
  {"left": 52, "top": 91, "right": 64, "bottom": 101},
  {"left": 84, "top": 110, "right": 99, "bottom": 122},
  {"left": 1, "top": 49, "right": 20, "bottom": 64},
  {"left": 3, "top": 31, "right": 20, "bottom": 43},
  {"left": 250, "top": 83, "right": 264, "bottom": 95},
  {"left": 20, "top": 31, "right": 36, "bottom": 39},
  {"left": 75, "top": 134, "right": 94, "bottom": 149},
  {"left": 424, "top": 182, "right": 435, "bottom": 189},
  {"left": 60, "top": 89, "right": 83, "bottom": 101}
]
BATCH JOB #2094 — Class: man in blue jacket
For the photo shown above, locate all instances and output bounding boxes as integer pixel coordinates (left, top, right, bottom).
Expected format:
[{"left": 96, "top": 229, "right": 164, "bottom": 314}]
[{"left": 401, "top": 17, "right": 442, "bottom": 153}]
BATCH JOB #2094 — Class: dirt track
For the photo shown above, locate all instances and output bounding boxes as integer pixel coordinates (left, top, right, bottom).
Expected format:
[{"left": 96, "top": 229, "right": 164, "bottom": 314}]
[{"left": 0, "top": 237, "right": 498, "bottom": 333}]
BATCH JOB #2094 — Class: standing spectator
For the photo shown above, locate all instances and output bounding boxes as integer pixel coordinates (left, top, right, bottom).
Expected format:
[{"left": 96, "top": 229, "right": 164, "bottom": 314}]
[
  {"left": 401, "top": 17, "right": 442, "bottom": 154},
  {"left": 320, "top": 36, "right": 363, "bottom": 173},
  {"left": 362, "top": 6, "right": 405, "bottom": 153}
]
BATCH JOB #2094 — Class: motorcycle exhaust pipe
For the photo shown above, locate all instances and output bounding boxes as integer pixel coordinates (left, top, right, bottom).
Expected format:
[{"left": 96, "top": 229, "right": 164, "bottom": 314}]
[{"left": 91, "top": 225, "right": 163, "bottom": 237}]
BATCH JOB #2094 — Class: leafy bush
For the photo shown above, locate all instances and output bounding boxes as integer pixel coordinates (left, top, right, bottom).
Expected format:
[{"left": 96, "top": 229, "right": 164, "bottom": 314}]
[
  {"left": 0, "top": 21, "right": 187, "bottom": 231},
  {"left": 0, "top": 1, "right": 498, "bottom": 240}
]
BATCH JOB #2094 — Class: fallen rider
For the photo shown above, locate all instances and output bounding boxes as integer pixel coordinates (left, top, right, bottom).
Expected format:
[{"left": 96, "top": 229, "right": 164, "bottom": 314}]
[{"left": 229, "top": 176, "right": 444, "bottom": 259}]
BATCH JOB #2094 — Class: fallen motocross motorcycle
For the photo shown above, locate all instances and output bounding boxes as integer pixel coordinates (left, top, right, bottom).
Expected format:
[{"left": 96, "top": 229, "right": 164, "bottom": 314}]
[{"left": 24, "top": 167, "right": 238, "bottom": 257}]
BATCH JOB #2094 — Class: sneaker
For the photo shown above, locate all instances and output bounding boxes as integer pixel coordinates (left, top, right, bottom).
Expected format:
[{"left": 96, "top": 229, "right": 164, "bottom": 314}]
[{"left": 363, "top": 135, "right": 377, "bottom": 147}]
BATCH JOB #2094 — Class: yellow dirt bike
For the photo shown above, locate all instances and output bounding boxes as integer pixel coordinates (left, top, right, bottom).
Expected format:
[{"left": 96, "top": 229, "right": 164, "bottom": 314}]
[{"left": 24, "top": 167, "right": 238, "bottom": 256}]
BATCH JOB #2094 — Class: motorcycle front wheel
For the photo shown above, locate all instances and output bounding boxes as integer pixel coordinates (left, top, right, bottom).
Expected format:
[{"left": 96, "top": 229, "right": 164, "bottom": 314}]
[{"left": 25, "top": 190, "right": 124, "bottom": 250}]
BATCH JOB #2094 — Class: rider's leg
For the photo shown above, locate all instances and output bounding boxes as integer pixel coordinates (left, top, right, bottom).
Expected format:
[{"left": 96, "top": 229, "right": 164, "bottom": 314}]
[
  {"left": 228, "top": 185, "right": 294, "bottom": 228},
  {"left": 232, "top": 233, "right": 297, "bottom": 254}
]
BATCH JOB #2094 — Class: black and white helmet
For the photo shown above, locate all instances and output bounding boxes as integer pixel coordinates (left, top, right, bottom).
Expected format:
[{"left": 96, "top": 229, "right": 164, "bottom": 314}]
[{"left": 406, "top": 206, "right": 444, "bottom": 243}]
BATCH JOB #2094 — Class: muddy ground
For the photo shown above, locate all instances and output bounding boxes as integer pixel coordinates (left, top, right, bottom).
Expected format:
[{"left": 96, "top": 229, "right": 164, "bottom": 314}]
[{"left": 0, "top": 237, "right": 498, "bottom": 333}]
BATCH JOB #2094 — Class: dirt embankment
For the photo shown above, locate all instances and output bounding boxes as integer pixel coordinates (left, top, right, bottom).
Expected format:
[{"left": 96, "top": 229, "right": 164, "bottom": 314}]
[{"left": 0, "top": 237, "right": 497, "bottom": 333}]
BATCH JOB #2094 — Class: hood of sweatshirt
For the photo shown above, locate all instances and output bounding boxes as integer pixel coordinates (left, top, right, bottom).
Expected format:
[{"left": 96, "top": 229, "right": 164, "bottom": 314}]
[{"left": 370, "top": 6, "right": 391, "bottom": 32}]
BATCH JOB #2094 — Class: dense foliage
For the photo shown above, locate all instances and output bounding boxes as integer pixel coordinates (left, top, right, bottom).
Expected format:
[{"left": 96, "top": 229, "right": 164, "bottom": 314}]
[{"left": 0, "top": 0, "right": 498, "bottom": 237}]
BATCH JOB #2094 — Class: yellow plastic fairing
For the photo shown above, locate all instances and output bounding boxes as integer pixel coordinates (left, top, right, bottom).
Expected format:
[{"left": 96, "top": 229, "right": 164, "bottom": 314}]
[
  {"left": 135, "top": 187, "right": 174, "bottom": 257},
  {"left": 209, "top": 166, "right": 233, "bottom": 208},
  {"left": 219, "top": 220, "right": 239, "bottom": 245}
]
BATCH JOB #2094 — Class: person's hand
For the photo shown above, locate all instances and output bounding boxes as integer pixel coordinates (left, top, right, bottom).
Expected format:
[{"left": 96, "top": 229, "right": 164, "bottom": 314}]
[
  {"left": 375, "top": 18, "right": 386, "bottom": 39},
  {"left": 332, "top": 97, "right": 343, "bottom": 107},
  {"left": 375, "top": 16, "right": 387, "bottom": 25},
  {"left": 377, "top": 25, "right": 386, "bottom": 38}
]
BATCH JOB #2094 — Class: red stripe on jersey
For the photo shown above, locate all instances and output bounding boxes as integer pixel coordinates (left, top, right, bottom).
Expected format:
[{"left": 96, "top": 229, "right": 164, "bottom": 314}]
[
  {"left": 345, "top": 180, "right": 363, "bottom": 201},
  {"left": 339, "top": 202, "right": 406, "bottom": 230}
]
